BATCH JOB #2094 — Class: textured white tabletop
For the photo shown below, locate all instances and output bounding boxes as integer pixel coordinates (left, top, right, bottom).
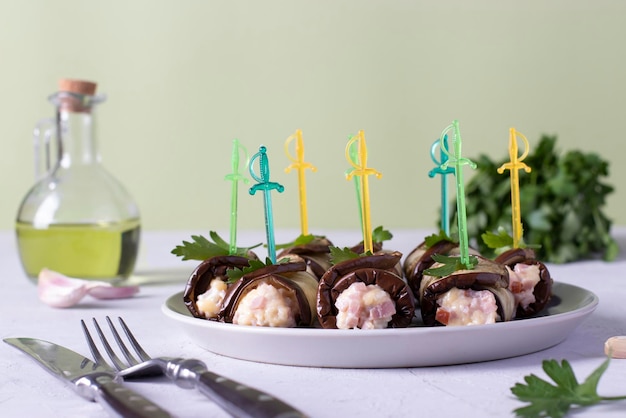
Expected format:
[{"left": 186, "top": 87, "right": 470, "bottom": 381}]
[{"left": 2, "top": 228, "right": 626, "bottom": 418}]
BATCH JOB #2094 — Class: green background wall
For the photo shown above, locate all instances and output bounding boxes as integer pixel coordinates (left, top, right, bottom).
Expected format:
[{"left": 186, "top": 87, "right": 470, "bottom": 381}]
[{"left": 1, "top": 1, "right": 624, "bottom": 234}]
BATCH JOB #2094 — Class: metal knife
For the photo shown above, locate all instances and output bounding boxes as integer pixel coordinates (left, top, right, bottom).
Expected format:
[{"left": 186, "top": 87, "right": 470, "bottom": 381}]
[{"left": 4, "top": 337, "right": 172, "bottom": 418}]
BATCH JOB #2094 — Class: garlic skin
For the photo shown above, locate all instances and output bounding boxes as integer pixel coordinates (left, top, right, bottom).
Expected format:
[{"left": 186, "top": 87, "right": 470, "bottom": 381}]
[
  {"left": 604, "top": 336, "right": 626, "bottom": 359},
  {"left": 38, "top": 268, "right": 139, "bottom": 308}
]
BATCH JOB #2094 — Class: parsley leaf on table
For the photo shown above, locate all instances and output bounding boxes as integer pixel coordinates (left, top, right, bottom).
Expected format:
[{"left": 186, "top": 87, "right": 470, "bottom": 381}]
[{"left": 511, "top": 357, "right": 626, "bottom": 417}]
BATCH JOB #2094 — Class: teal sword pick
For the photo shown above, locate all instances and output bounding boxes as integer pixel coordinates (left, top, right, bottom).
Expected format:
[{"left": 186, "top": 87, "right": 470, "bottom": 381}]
[
  {"left": 249, "top": 145, "right": 284, "bottom": 263},
  {"left": 428, "top": 134, "right": 453, "bottom": 235}
]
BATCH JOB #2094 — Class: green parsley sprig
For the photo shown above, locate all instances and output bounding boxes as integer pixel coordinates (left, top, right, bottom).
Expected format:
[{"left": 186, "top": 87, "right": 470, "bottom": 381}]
[
  {"left": 329, "top": 246, "right": 362, "bottom": 265},
  {"left": 225, "top": 257, "right": 288, "bottom": 283},
  {"left": 482, "top": 227, "right": 541, "bottom": 255},
  {"left": 171, "top": 231, "right": 261, "bottom": 261},
  {"left": 422, "top": 253, "right": 478, "bottom": 277},
  {"left": 274, "top": 234, "right": 317, "bottom": 250},
  {"left": 371, "top": 225, "right": 393, "bottom": 243},
  {"left": 511, "top": 357, "right": 626, "bottom": 417},
  {"left": 424, "top": 230, "right": 456, "bottom": 248}
]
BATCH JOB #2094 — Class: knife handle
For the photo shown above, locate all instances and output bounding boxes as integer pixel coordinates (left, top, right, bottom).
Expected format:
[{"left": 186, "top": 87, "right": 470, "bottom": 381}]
[
  {"left": 76, "top": 374, "right": 172, "bottom": 418},
  {"left": 197, "top": 370, "right": 307, "bottom": 418}
]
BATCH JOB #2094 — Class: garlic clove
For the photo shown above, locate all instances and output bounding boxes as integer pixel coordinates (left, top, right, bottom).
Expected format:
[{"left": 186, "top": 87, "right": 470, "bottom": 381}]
[
  {"left": 38, "top": 268, "right": 91, "bottom": 308},
  {"left": 604, "top": 336, "right": 626, "bottom": 358},
  {"left": 88, "top": 284, "right": 139, "bottom": 300},
  {"left": 37, "top": 268, "right": 139, "bottom": 308}
]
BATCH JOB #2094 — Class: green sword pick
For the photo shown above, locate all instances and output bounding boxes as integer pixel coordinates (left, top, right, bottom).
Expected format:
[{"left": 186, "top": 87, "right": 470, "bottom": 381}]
[
  {"left": 224, "top": 139, "right": 249, "bottom": 255},
  {"left": 439, "top": 120, "right": 477, "bottom": 267}
]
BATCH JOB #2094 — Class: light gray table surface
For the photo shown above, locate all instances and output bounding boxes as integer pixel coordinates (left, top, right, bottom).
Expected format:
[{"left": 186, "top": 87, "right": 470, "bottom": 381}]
[{"left": 2, "top": 228, "right": 626, "bottom": 418}]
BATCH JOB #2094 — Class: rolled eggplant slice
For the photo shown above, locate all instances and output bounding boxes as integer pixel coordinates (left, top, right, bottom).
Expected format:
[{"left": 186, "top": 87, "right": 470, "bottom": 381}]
[
  {"left": 218, "top": 259, "right": 318, "bottom": 327},
  {"left": 420, "top": 256, "right": 515, "bottom": 326},
  {"left": 183, "top": 255, "right": 255, "bottom": 319},
  {"left": 402, "top": 239, "right": 457, "bottom": 299},
  {"left": 495, "top": 248, "right": 553, "bottom": 318},
  {"left": 276, "top": 236, "right": 334, "bottom": 280},
  {"left": 317, "top": 251, "right": 415, "bottom": 329}
]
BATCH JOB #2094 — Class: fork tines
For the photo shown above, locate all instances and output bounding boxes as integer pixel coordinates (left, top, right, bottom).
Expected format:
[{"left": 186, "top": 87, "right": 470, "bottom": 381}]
[{"left": 81, "top": 316, "right": 146, "bottom": 372}]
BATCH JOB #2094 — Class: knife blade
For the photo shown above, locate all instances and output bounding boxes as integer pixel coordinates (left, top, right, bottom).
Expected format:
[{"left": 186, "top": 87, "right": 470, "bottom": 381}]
[{"left": 4, "top": 337, "right": 172, "bottom": 418}]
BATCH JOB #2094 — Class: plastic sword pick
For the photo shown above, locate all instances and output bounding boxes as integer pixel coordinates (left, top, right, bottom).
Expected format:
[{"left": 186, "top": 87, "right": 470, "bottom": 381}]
[
  {"left": 284, "top": 129, "right": 317, "bottom": 237},
  {"left": 249, "top": 145, "right": 285, "bottom": 263},
  {"left": 345, "top": 135, "right": 363, "bottom": 232},
  {"left": 428, "top": 135, "right": 454, "bottom": 235},
  {"left": 439, "top": 120, "right": 476, "bottom": 266},
  {"left": 497, "top": 128, "right": 532, "bottom": 248},
  {"left": 224, "top": 139, "right": 249, "bottom": 255},
  {"left": 345, "top": 130, "right": 382, "bottom": 254}
]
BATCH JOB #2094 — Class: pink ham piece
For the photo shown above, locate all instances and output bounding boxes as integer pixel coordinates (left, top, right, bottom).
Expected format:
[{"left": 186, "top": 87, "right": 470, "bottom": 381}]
[{"left": 38, "top": 268, "right": 139, "bottom": 308}]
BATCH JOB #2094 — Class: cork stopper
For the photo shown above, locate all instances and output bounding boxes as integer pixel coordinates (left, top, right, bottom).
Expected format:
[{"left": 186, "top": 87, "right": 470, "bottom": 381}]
[{"left": 58, "top": 79, "right": 97, "bottom": 96}]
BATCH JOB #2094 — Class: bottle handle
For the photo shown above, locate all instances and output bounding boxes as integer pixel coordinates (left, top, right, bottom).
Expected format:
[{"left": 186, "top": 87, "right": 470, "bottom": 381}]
[{"left": 33, "top": 118, "right": 56, "bottom": 180}]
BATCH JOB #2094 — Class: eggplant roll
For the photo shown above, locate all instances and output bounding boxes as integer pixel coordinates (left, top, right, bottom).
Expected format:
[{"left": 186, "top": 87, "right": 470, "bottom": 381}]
[
  {"left": 276, "top": 236, "right": 334, "bottom": 280},
  {"left": 420, "top": 256, "right": 515, "bottom": 326},
  {"left": 402, "top": 239, "right": 457, "bottom": 300},
  {"left": 350, "top": 241, "right": 403, "bottom": 279},
  {"left": 317, "top": 251, "right": 415, "bottom": 329},
  {"left": 218, "top": 258, "right": 319, "bottom": 327},
  {"left": 495, "top": 248, "right": 553, "bottom": 318},
  {"left": 183, "top": 255, "right": 255, "bottom": 320}
]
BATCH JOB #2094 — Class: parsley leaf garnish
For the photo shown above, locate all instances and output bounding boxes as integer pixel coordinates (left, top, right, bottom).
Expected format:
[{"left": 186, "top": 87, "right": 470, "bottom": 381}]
[
  {"left": 171, "top": 231, "right": 261, "bottom": 261},
  {"left": 372, "top": 226, "right": 393, "bottom": 243},
  {"left": 225, "top": 257, "right": 289, "bottom": 283},
  {"left": 329, "top": 246, "right": 361, "bottom": 265},
  {"left": 424, "top": 230, "right": 455, "bottom": 248},
  {"left": 275, "top": 234, "right": 316, "bottom": 250},
  {"left": 482, "top": 228, "right": 514, "bottom": 249},
  {"left": 422, "top": 254, "right": 478, "bottom": 277},
  {"left": 511, "top": 357, "right": 626, "bottom": 417},
  {"left": 481, "top": 227, "right": 541, "bottom": 255}
]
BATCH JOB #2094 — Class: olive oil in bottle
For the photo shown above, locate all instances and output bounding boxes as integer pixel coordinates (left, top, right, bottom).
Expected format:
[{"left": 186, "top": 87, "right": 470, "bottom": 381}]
[
  {"left": 16, "top": 79, "right": 141, "bottom": 283},
  {"left": 16, "top": 220, "right": 140, "bottom": 282}
]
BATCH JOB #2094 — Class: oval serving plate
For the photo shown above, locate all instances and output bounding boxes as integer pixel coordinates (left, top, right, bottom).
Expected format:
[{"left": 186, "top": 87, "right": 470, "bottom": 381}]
[{"left": 161, "top": 281, "right": 598, "bottom": 368}]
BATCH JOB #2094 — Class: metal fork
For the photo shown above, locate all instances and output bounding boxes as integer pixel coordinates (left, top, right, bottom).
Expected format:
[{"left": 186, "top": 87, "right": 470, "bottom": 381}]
[{"left": 81, "top": 317, "right": 307, "bottom": 418}]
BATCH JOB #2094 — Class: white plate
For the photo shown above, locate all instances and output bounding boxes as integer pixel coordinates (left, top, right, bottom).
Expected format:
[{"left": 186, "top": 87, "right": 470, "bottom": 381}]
[{"left": 162, "top": 282, "right": 598, "bottom": 368}]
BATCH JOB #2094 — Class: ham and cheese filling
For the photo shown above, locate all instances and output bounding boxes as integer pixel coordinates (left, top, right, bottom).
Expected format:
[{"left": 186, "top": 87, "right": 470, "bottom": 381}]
[
  {"left": 233, "top": 283, "right": 297, "bottom": 327},
  {"left": 506, "top": 263, "right": 541, "bottom": 309},
  {"left": 335, "top": 282, "right": 396, "bottom": 330},
  {"left": 435, "top": 288, "right": 497, "bottom": 326},
  {"left": 196, "top": 278, "right": 228, "bottom": 319}
]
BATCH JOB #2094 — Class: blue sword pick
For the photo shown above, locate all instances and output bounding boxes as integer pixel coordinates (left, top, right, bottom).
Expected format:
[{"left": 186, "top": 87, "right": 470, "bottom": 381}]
[{"left": 249, "top": 145, "right": 285, "bottom": 263}]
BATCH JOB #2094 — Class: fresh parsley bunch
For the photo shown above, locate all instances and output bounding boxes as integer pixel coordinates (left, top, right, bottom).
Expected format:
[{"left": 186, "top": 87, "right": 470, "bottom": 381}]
[{"left": 451, "top": 135, "right": 618, "bottom": 263}]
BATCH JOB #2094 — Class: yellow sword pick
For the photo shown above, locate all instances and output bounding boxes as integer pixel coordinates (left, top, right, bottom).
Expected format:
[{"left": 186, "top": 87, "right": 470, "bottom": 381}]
[
  {"left": 345, "top": 130, "right": 382, "bottom": 254},
  {"left": 497, "top": 128, "right": 532, "bottom": 248},
  {"left": 284, "top": 129, "right": 317, "bottom": 236}
]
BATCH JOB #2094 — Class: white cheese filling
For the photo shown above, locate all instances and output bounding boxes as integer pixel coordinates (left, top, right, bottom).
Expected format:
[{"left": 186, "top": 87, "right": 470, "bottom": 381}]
[
  {"left": 435, "top": 288, "right": 497, "bottom": 326},
  {"left": 233, "top": 283, "right": 297, "bottom": 327},
  {"left": 196, "top": 278, "right": 228, "bottom": 319},
  {"left": 335, "top": 282, "right": 396, "bottom": 329},
  {"left": 506, "top": 263, "right": 541, "bottom": 310}
]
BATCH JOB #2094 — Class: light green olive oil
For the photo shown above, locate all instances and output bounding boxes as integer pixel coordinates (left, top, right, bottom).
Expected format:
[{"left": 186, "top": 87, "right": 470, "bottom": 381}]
[{"left": 16, "top": 219, "right": 140, "bottom": 283}]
